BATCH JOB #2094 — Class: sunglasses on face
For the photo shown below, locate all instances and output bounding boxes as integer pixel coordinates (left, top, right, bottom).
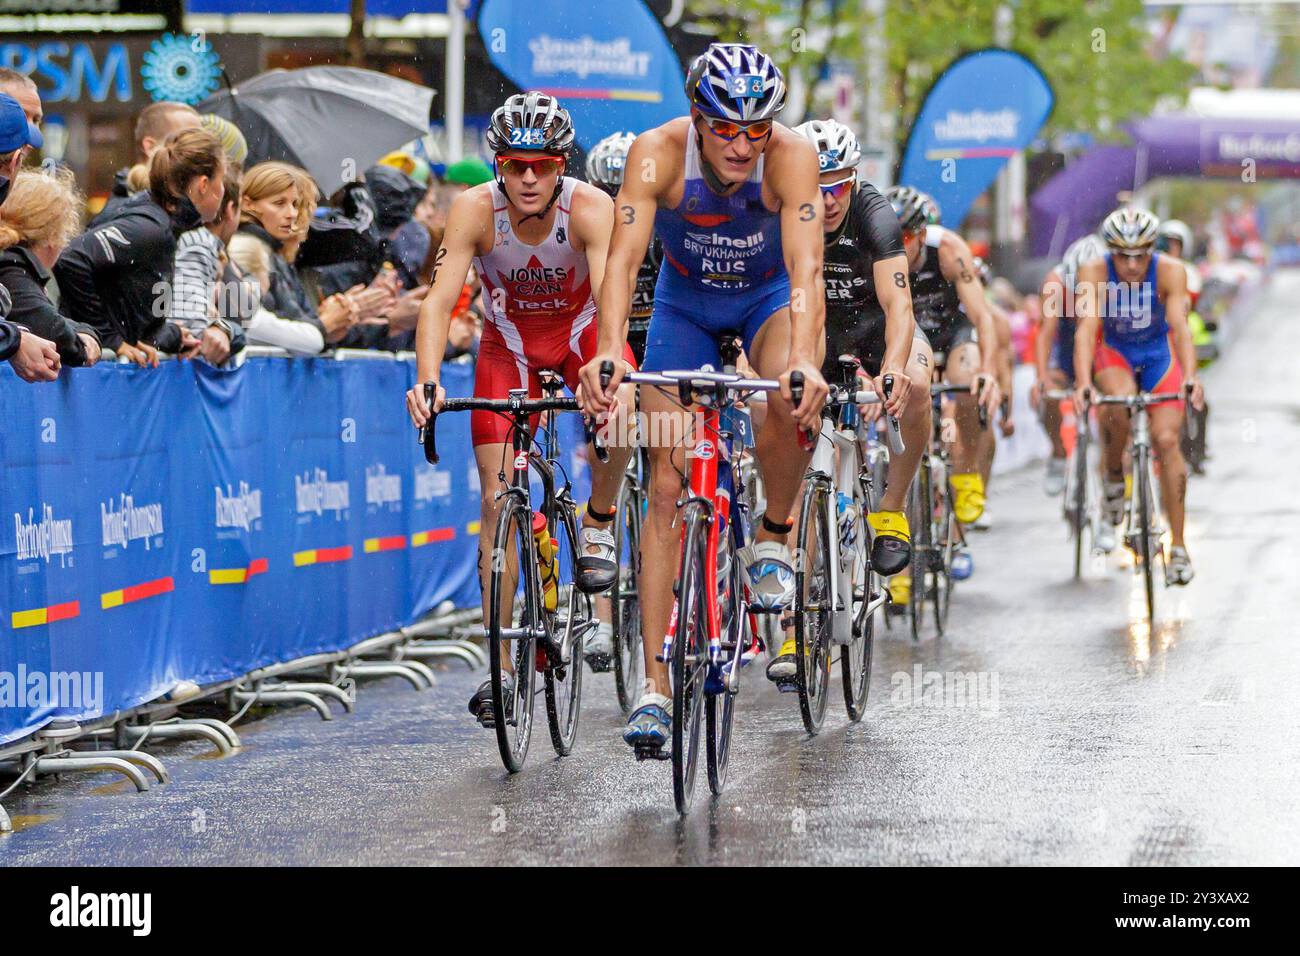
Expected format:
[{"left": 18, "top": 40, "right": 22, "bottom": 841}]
[
  {"left": 496, "top": 155, "right": 565, "bottom": 177},
  {"left": 819, "top": 174, "right": 855, "bottom": 201},
  {"left": 1109, "top": 246, "right": 1153, "bottom": 262},
  {"left": 700, "top": 114, "right": 773, "bottom": 143}
]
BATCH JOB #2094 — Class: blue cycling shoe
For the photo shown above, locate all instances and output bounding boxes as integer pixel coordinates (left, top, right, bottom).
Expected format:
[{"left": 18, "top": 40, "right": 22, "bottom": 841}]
[
  {"left": 623, "top": 692, "right": 672, "bottom": 755},
  {"left": 951, "top": 551, "right": 974, "bottom": 580}
]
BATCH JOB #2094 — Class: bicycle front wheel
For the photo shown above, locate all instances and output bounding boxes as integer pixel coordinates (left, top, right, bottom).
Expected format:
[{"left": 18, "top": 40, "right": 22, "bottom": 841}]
[
  {"left": 544, "top": 503, "right": 589, "bottom": 756},
  {"left": 1135, "top": 448, "right": 1157, "bottom": 622},
  {"left": 793, "top": 480, "right": 833, "bottom": 735},
  {"left": 611, "top": 477, "right": 644, "bottom": 715},
  {"left": 1071, "top": 426, "right": 1090, "bottom": 579},
  {"left": 672, "top": 504, "right": 710, "bottom": 814},
  {"left": 707, "top": 523, "right": 746, "bottom": 794},
  {"left": 843, "top": 483, "right": 874, "bottom": 721},
  {"left": 488, "top": 499, "right": 538, "bottom": 773},
  {"left": 908, "top": 467, "right": 929, "bottom": 643}
]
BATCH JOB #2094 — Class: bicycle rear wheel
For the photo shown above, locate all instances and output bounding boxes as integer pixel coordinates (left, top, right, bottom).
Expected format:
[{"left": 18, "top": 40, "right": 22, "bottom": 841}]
[
  {"left": 672, "top": 505, "right": 710, "bottom": 814},
  {"left": 908, "top": 466, "right": 929, "bottom": 642},
  {"left": 843, "top": 483, "right": 874, "bottom": 721},
  {"left": 488, "top": 500, "right": 538, "bottom": 773},
  {"left": 934, "top": 475, "right": 954, "bottom": 636},
  {"left": 544, "top": 503, "right": 589, "bottom": 756},
  {"left": 793, "top": 480, "right": 833, "bottom": 735},
  {"left": 1071, "top": 426, "right": 1090, "bottom": 579},
  {"left": 611, "top": 477, "right": 643, "bottom": 715}
]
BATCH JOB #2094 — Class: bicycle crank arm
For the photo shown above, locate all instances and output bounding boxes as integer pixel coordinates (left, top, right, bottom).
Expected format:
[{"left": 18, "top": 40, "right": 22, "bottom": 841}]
[{"left": 484, "top": 626, "right": 549, "bottom": 641}]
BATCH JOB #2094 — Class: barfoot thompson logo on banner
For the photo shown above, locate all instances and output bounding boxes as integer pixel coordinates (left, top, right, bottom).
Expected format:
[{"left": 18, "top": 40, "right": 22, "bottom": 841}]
[
  {"left": 529, "top": 34, "right": 651, "bottom": 80},
  {"left": 1215, "top": 132, "right": 1300, "bottom": 163},
  {"left": 215, "top": 482, "right": 263, "bottom": 531},
  {"left": 100, "top": 494, "right": 165, "bottom": 550},
  {"left": 294, "top": 469, "right": 350, "bottom": 518},
  {"left": 14, "top": 504, "right": 73, "bottom": 566},
  {"left": 933, "top": 108, "right": 1019, "bottom": 143},
  {"left": 365, "top": 464, "right": 402, "bottom": 508},
  {"left": 0, "top": 665, "right": 103, "bottom": 714},
  {"left": 413, "top": 466, "right": 451, "bottom": 503}
]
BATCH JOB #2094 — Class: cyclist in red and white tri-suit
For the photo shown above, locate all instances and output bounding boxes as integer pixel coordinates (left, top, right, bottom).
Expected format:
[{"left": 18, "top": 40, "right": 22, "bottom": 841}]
[{"left": 405, "top": 92, "right": 636, "bottom": 724}]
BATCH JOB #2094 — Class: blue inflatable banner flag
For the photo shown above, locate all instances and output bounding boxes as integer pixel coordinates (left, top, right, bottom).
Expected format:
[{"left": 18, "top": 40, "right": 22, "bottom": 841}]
[
  {"left": 477, "top": 0, "right": 688, "bottom": 149},
  {"left": 898, "top": 48, "right": 1054, "bottom": 229}
]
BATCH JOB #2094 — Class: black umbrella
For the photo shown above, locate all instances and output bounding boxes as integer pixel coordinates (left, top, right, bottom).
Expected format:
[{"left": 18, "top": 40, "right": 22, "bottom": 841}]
[{"left": 200, "top": 66, "right": 436, "bottom": 192}]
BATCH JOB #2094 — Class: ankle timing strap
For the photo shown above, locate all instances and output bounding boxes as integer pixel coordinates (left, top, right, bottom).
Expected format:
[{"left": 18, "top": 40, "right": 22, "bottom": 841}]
[
  {"left": 586, "top": 501, "right": 616, "bottom": 523},
  {"left": 761, "top": 513, "right": 793, "bottom": 535}
]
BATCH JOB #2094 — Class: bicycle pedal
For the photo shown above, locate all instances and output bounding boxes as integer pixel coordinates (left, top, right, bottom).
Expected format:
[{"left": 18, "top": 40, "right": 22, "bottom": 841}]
[
  {"left": 585, "top": 652, "right": 612, "bottom": 673},
  {"left": 775, "top": 678, "right": 800, "bottom": 694},
  {"left": 633, "top": 744, "right": 671, "bottom": 762}
]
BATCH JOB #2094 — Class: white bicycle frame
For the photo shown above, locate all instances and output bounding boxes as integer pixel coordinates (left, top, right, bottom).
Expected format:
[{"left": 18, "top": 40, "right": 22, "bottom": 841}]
[{"left": 805, "top": 399, "right": 896, "bottom": 645}]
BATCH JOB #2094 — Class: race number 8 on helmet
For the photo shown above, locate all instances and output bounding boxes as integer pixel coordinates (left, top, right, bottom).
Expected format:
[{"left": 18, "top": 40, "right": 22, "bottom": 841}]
[
  {"left": 585, "top": 131, "right": 637, "bottom": 194},
  {"left": 686, "top": 43, "right": 787, "bottom": 122},
  {"left": 1100, "top": 206, "right": 1160, "bottom": 250},
  {"left": 884, "top": 185, "right": 931, "bottom": 233},
  {"left": 792, "top": 118, "right": 861, "bottom": 174},
  {"left": 486, "top": 91, "right": 576, "bottom": 221}
]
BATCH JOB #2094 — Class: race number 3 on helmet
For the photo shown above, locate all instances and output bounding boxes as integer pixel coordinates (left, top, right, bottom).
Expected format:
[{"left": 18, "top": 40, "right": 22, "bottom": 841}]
[
  {"left": 486, "top": 91, "right": 577, "bottom": 221},
  {"left": 1101, "top": 207, "right": 1160, "bottom": 250},
  {"left": 685, "top": 42, "right": 787, "bottom": 123}
]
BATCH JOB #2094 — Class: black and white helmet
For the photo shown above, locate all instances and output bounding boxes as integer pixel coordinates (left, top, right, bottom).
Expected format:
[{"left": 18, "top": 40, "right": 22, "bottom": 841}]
[
  {"left": 486, "top": 91, "right": 576, "bottom": 156},
  {"left": 1100, "top": 206, "right": 1159, "bottom": 251},
  {"left": 792, "top": 119, "right": 860, "bottom": 174},
  {"left": 1156, "top": 218, "right": 1193, "bottom": 256},
  {"left": 686, "top": 43, "right": 786, "bottom": 123},
  {"left": 884, "top": 185, "right": 931, "bottom": 233},
  {"left": 1061, "top": 234, "right": 1106, "bottom": 281},
  {"left": 585, "top": 131, "right": 636, "bottom": 194}
]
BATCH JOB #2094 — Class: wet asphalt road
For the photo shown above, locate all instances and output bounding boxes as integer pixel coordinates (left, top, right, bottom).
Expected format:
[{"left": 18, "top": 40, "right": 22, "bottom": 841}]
[{"left": 3, "top": 273, "right": 1299, "bottom": 866}]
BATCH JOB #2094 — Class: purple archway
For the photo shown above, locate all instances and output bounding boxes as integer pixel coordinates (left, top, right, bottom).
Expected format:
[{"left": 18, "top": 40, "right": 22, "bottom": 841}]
[{"left": 1031, "top": 115, "right": 1300, "bottom": 256}]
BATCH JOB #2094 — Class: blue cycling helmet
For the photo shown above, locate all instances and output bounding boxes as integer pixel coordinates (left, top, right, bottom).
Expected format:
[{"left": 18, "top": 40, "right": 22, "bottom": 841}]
[{"left": 685, "top": 43, "right": 787, "bottom": 123}]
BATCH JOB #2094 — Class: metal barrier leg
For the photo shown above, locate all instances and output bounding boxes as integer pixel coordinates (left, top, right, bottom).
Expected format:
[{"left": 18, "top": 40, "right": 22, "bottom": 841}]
[
  {"left": 338, "top": 661, "right": 432, "bottom": 690},
  {"left": 32, "top": 754, "right": 151, "bottom": 792},
  {"left": 401, "top": 640, "right": 483, "bottom": 670},
  {"left": 72, "top": 749, "right": 169, "bottom": 785},
  {"left": 123, "top": 722, "right": 234, "bottom": 757},
  {"left": 261, "top": 681, "right": 355, "bottom": 713},
  {"left": 232, "top": 688, "right": 333, "bottom": 721},
  {"left": 184, "top": 718, "right": 243, "bottom": 750}
]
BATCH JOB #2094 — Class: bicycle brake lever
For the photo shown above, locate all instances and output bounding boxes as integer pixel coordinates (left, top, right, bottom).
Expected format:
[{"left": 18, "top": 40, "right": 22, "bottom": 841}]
[
  {"left": 882, "top": 373, "right": 905, "bottom": 456},
  {"left": 420, "top": 383, "right": 440, "bottom": 464}
]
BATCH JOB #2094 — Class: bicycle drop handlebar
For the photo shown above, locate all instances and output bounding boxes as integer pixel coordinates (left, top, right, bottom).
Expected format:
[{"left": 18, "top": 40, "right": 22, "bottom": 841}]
[
  {"left": 417, "top": 384, "right": 583, "bottom": 465},
  {"left": 930, "top": 382, "right": 990, "bottom": 429}
]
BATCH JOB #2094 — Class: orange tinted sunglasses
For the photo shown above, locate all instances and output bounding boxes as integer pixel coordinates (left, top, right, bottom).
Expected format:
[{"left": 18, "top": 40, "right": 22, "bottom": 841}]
[
  {"left": 496, "top": 154, "right": 565, "bottom": 177},
  {"left": 700, "top": 115, "right": 773, "bottom": 142}
]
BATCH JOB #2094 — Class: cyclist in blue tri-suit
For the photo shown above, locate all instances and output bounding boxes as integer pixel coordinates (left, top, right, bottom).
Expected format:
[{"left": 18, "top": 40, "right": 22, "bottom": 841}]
[{"left": 577, "top": 43, "right": 829, "bottom": 753}]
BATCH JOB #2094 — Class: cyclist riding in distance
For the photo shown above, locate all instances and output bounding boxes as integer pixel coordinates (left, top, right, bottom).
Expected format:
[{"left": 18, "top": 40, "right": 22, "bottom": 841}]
[
  {"left": 585, "top": 131, "right": 660, "bottom": 367},
  {"left": 763, "top": 117, "right": 932, "bottom": 682},
  {"left": 1072, "top": 206, "right": 1203, "bottom": 585},
  {"left": 576, "top": 42, "right": 829, "bottom": 753},
  {"left": 404, "top": 92, "right": 638, "bottom": 723},
  {"left": 883, "top": 186, "right": 1000, "bottom": 577},
  {"left": 1034, "top": 234, "right": 1107, "bottom": 502}
]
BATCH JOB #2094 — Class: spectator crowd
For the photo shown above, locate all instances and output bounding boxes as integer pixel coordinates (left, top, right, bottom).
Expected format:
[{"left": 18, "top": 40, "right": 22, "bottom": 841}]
[{"left": 0, "top": 69, "right": 492, "bottom": 384}]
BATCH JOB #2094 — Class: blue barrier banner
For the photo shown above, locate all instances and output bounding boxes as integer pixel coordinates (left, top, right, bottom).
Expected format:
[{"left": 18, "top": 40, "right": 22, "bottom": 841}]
[
  {"left": 477, "top": 0, "right": 688, "bottom": 149},
  {"left": 0, "top": 357, "right": 590, "bottom": 745},
  {"left": 898, "top": 48, "right": 1054, "bottom": 229}
]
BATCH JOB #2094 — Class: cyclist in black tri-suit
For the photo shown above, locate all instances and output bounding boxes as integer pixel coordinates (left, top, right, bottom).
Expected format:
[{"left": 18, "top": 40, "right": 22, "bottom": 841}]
[
  {"left": 584, "top": 131, "right": 660, "bottom": 368},
  {"left": 764, "top": 119, "right": 934, "bottom": 680}
]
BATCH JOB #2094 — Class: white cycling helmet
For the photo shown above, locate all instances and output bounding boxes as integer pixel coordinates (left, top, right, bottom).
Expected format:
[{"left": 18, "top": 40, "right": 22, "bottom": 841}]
[
  {"left": 1061, "top": 234, "right": 1106, "bottom": 281},
  {"left": 1101, "top": 206, "right": 1160, "bottom": 251},
  {"left": 585, "top": 131, "right": 636, "bottom": 194},
  {"left": 1156, "top": 218, "right": 1194, "bottom": 257},
  {"left": 792, "top": 118, "right": 861, "bottom": 174}
]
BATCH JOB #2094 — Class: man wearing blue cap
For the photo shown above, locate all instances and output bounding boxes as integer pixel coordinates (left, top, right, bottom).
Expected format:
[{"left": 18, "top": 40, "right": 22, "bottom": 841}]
[{"left": 0, "top": 90, "right": 59, "bottom": 382}]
